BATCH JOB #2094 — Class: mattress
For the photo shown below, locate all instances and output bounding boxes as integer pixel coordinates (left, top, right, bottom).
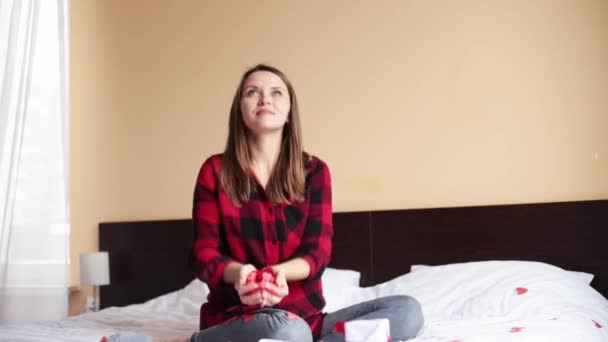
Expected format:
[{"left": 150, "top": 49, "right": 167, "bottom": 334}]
[{"left": 0, "top": 261, "right": 606, "bottom": 342}]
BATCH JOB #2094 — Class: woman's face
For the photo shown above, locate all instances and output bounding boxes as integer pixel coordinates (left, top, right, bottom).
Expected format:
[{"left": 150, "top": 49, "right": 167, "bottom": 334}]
[{"left": 240, "top": 71, "right": 291, "bottom": 136}]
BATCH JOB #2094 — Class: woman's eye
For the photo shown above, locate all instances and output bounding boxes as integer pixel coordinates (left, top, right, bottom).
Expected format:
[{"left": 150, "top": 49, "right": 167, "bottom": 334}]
[
  {"left": 246, "top": 89, "right": 258, "bottom": 96},
  {"left": 272, "top": 90, "right": 283, "bottom": 96}
]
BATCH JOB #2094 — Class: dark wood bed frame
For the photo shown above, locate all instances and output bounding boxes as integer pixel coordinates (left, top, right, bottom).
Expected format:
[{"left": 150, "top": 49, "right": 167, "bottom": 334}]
[{"left": 99, "top": 199, "right": 608, "bottom": 309}]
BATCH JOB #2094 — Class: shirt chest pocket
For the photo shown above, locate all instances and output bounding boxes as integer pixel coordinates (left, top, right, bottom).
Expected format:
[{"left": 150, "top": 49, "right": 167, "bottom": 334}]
[{"left": 280, "top": 202, "right": 308, "bottom": 236}]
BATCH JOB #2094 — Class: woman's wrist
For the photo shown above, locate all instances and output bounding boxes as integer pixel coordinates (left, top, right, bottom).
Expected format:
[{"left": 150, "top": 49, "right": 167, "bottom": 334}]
[
  {"left": 270, "top": 258, "right": 310, "bottom": 281},
  {"left": 269, "top": 264, "right": 282, "bottom": 274}
]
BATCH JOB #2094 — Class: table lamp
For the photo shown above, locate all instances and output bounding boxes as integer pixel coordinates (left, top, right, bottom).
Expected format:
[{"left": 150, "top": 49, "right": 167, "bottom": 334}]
[{"left": 79, "top": 251, "right": 110, "bottom": 312}]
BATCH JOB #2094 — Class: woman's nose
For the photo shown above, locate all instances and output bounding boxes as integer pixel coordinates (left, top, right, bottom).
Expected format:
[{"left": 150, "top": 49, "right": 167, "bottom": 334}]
[{"left": 258, "top": 92, "right": 271, "bottom": 105}]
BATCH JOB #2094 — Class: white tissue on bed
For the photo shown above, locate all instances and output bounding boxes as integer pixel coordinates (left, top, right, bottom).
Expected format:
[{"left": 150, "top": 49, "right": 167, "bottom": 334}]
[{"left": 345, "top": 318, "right": 390, "bottom": 342}]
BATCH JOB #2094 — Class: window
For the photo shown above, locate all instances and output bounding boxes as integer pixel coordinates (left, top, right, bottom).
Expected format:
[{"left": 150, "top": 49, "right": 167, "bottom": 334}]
[{"left": 0, "top": 0, "right": 70, "bottom": 324}]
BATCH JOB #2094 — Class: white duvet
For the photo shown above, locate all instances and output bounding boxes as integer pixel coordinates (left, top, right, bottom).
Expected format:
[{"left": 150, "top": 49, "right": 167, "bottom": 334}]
[{"left": 0, "top": 261, "right": 606, "bottom": 342}]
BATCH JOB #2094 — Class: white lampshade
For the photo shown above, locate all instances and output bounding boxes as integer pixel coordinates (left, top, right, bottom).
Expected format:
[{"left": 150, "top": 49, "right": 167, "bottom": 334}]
[{"left": 79, "top": 251, "right": 110, "bottom": 286}]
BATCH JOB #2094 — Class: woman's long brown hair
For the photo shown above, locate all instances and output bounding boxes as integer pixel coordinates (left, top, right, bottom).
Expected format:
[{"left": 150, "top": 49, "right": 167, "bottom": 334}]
[{"left": 220, "top": 64, "right": 309, "bottom": 206}]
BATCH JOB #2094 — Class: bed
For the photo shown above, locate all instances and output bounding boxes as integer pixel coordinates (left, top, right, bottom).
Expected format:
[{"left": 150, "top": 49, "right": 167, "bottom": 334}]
[{"left": 0, "top": 199, "right": 606, "bottom": 341}]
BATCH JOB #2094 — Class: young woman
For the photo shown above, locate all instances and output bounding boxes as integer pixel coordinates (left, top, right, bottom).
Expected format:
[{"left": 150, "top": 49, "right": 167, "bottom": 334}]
[{"left": 103, "top": 64, "right": 423, "bottom": 342}]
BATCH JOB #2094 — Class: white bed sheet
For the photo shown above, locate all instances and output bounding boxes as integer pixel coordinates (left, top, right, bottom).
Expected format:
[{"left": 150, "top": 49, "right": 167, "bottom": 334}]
[
  {"left": 0, "top": 261, "right": 606, "bottom": 342},
  {"left": 336, "top": 261, "right": 608, "bottom": 342},
  {"left": 0, "top": 281, "right": 204, "bottom": 341}
]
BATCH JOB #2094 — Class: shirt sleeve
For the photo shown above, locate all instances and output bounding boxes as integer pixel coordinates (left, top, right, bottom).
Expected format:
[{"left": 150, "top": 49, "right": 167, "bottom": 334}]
[
  {"left": 296, "top": 159, "right": 333, "bottom": 280},
  {"left": 190, "top": 157, "right": 233, "bottom": 289}
]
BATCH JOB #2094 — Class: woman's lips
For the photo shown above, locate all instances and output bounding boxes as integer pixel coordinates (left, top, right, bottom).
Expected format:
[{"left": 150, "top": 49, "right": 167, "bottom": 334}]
[{"left": 256, "top": 109, "right": 274, "bottom": 115}]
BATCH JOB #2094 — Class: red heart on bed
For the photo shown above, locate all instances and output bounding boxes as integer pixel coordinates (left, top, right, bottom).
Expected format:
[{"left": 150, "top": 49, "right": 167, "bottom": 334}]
[{"left": 515, "top": 287, "right": 528, "bottom": 295}]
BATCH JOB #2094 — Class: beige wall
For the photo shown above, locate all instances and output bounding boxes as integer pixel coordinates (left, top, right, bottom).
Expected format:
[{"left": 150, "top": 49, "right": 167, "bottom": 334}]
[{"left": 70, "top": 0, "right": 608, "bottom": 285}]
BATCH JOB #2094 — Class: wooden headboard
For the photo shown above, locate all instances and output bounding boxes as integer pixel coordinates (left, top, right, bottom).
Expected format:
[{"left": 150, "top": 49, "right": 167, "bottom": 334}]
[{"left": 99, "top": 199, "right": 608, "bottom": 309}]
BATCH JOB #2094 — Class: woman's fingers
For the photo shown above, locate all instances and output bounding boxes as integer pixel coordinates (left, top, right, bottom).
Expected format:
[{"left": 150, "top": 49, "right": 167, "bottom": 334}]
[
  {"left": 240, "top": 287, "right": 263, "bottom": 305},
  {"left": 233, "top": 265, "right": 290, "bottom": 306},
  {"left": 237, "top": 264, "right": 256, "bottom": 285},
  {"left": 234, "top": 264, "right": 264, "bottom": 305},
  {"left": 262, "top": 292, "right": 282, "bottom": 306},
  {"left": 262, "top": 282, "right": 288, "bottom": 306},
  {"left": 274, "top": 269, "right": 287, "bottom": 287},
  {"left": 236, "top": 283, "right": 258, "bottom": 296}
]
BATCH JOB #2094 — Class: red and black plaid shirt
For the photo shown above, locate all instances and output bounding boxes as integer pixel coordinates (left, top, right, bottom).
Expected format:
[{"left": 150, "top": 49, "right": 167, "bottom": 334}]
[{"left": 190, "top": 154, "right": 333, "bottom": 337}]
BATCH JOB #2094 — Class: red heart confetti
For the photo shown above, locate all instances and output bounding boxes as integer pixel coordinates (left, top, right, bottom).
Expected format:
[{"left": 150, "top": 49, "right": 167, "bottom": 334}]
[
  {"left": 593, "top": 320, "right": 602, "bottom": 328},
  {"left": 515, "top": 287, "right": 528, "bottom": 295},
  {"left": 333, "top": 321, "right": 345, "bottom": 333},
  {"left": 246, "top": 268, "right": 276, "bottom": 287},
  {"left": 242, "top": 312, "right": 257, "bottom": 323},
  {"left": 510, "top": 327, "right": 524, "bottom": 333}
]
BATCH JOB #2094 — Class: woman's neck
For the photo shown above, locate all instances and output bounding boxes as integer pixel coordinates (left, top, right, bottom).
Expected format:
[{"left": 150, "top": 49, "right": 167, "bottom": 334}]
[{"left": 248, "top": 131, "right": 282, "bottom": 175}]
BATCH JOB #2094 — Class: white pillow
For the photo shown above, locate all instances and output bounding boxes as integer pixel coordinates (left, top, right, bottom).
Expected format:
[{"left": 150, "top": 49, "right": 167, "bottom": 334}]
[
  {"left": 363, "top": 260, "right": 608, "bottom": 321},
  {"left": 322, "top": 267, "right": 361, "bottom": 287},
  {"left": 135, "top": 278, "right": 209, "bottom": 316},
  {"left": 143, "top": 268, "right": 362, "bottom": 315},
  {"left": 322, "top": 267, "right": 362, "bottom": 313},
  {"left": 410, "top": 262, "right": 595, "bottom": 285},
  {"left": 140, "top": 269, "right": 363, "bottom": 315}
]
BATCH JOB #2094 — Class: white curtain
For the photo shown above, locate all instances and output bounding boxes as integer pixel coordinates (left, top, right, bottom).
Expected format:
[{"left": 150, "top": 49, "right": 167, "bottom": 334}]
[{"left": 0, "top": 0, "right": 70, "bottom": 324}]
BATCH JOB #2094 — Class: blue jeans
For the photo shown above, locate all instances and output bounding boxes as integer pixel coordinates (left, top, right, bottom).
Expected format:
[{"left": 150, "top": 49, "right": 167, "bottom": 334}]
[
  {"left": 107, "top": 295, "right": 424, "bottom": 342},
  {"left": 190, "top": 307, "right": 312, "bottom": 342},
  {"left": 318, "top": 295, "right": 424, "bottom": 342},
  {"left": 189, "top": 295, "right": 423, "bottom": 342}
]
